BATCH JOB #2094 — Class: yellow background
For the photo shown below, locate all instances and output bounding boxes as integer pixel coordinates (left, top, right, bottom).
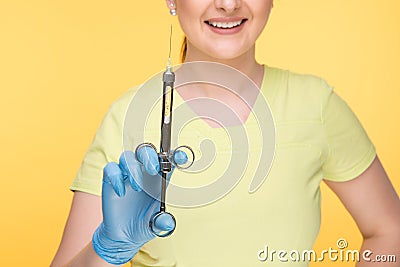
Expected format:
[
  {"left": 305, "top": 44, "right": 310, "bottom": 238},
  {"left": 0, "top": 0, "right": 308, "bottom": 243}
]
[{"left": 0, "top": 0, "right": 399, "bottom": 266}]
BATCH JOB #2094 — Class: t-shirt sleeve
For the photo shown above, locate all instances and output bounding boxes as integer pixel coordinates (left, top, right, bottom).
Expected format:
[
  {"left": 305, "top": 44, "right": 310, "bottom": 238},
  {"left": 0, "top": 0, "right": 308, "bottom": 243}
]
[
  {"left": 321, "top": 89, "right": 376, "bottom": 182},
  {"left": 70, "top": 90, "right": 134, "bottom": 196}
]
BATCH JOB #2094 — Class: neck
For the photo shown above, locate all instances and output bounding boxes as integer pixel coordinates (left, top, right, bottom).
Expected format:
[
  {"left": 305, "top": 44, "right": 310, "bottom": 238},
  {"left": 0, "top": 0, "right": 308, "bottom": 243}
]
[
  {"left": 177, "top": 44, "right": 264, "bottom": 128},
  {"left": 184, "top": 44, "right": 264, "bottom": 88}
]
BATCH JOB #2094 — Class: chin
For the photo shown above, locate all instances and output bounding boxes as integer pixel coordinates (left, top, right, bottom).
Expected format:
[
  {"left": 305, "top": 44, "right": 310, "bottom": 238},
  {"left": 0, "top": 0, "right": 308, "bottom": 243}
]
[
  {"left": 187, "top": 39, "right": 251, "bottom": 62},
  {"left": 212, "top": 53, "right": 248, "bottom": 63},
  {"left": 207, "top": 47, "right": 248, "bottom": 62}
]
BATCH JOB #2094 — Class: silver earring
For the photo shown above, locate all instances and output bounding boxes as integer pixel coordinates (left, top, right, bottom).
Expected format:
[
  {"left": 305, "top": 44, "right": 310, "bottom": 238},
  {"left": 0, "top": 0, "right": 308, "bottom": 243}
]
[{"left": 170, "top": 9, "right": 177, "bottom": 16}]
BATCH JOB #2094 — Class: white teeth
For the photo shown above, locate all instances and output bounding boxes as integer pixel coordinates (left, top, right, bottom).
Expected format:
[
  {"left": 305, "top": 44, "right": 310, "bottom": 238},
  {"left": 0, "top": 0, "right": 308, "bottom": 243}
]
[{"left": 208, "top": 20, "right": 243, "bottom": 29}]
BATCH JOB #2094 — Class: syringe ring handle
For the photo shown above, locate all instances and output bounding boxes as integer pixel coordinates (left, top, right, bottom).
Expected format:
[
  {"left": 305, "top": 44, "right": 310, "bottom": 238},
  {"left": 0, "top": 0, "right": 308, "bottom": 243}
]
[
  {"left": 149, "top": 211, "right": 176, "bottom": 237},
  {"left": 134, "top": 143, "right": 157, "bottom": 164},
  {"left": 170, "top": 145, "right": 195, "bottom": 170}
]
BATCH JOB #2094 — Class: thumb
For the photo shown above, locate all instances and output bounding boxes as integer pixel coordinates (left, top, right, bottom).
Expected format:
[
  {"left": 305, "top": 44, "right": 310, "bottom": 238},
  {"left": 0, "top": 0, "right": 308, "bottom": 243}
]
[
  {"left": 173, "top": 149, "right": 188, "bottom": 165},
  {"left": 151, "top": 212, "right": 176, "bottom": 233}
]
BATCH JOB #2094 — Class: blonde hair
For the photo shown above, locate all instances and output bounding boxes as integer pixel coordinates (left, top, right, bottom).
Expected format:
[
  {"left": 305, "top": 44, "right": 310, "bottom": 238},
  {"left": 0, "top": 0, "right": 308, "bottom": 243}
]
[{"left": 180, "top": 36, "right": 187, "bottom": 63}]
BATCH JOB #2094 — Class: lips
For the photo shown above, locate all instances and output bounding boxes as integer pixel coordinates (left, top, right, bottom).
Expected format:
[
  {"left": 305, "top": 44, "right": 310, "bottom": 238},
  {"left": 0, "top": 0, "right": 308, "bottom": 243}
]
[
  {"left": 204, "top": 18, "right": 248, "bottom": 34},
  {"left": 205, "top": 19, "right": 247, "bottom": 29}
]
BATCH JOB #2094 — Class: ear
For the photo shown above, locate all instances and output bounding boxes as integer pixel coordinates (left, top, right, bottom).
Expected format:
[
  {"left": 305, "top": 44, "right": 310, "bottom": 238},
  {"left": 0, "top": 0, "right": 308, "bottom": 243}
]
[{"left": 165, "top": 0, "right": 176, "bottom": 11}]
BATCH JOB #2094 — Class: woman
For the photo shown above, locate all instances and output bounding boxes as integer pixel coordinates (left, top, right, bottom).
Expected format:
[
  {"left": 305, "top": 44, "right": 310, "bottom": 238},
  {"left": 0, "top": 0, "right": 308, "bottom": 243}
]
[{"left": 51, "top": 0, "right": 400, "bottom": 266}]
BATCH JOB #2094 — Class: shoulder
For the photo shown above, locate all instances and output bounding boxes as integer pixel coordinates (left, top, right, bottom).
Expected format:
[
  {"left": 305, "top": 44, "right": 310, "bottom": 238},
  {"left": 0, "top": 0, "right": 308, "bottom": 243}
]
[
  {"left": 99, "top": 84, "right": 148, "bottom": 129},
  {"left": 265, "top": 65, "right": 334, "bottom": 121},
  {"left": 107, "top": 86, "right": 139, "bottom": 115},
  {"left": 268, "top": 65, "right": 333, "bottom": 99},
  {"left": 107, "top": 72, "right": 163, "bottom": 118}
]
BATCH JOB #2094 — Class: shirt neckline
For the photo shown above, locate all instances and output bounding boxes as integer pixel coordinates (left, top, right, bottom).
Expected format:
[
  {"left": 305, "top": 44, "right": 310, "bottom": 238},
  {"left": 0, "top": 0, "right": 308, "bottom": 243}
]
[{"left": 173, "top": 64, "right": 277, "bottom": 132}]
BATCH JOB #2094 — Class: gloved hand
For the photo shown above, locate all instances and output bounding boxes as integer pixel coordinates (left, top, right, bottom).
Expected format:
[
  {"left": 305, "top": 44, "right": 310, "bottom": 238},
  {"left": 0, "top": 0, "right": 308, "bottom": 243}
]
[{"left": 92, "top": 146, "right": 186, "bottom": 265}]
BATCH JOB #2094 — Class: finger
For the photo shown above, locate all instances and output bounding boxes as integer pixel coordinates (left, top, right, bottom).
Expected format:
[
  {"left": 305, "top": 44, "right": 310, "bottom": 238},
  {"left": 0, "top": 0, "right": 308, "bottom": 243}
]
[
  {"left": 119, "top": 151, "right": 143, "bottom": 192},
  {"left": 173, "top": 150, "right": 188, "bottom": 165},
  {"left": 152, "top": 213, "right": 176, "bottom": 232},
  {"left": 103, "top": 162, "right": 125, "bottom": 197},
  {"left": 137, "top": 145, "right": 159, "bottom": 176}
]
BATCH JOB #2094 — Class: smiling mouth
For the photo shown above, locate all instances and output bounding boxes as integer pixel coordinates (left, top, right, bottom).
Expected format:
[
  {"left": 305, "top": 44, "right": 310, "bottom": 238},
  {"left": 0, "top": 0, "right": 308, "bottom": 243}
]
[{"left": 205, "top": 19, "right": 248, "bottom": 29}]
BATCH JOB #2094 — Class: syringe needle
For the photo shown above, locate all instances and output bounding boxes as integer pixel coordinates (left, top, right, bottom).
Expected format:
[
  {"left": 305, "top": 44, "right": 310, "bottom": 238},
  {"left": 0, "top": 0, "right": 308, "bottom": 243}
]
[{"left": 167, "top": 24, "right": 172, "bottom": 67}]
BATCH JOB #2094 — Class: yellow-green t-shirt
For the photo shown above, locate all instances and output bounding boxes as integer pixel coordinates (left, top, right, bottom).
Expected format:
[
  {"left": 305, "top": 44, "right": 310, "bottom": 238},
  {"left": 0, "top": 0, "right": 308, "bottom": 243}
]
[{"left": 70, "top": 65, "right": 376, "bottom": 266}]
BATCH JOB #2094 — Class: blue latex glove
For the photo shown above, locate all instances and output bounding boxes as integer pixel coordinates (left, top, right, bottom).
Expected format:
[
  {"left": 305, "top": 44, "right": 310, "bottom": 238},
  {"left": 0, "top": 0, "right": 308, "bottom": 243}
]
[{"left": 92, "top": 147, "right": 187, "bottom": 265}]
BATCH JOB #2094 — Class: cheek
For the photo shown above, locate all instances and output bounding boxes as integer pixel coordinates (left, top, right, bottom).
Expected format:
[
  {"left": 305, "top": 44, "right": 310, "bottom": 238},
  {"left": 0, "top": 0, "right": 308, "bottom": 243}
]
[
  {"left": 176, "top": 1, "right": 204, "bottom": 35},
  {"left": 251, "top": 3, "right": 273, "bottom": 36},
  {"left": 176, "top": 0, "right": 205, "bottom": 19},
  {"left": 177, "top": 16, "right": 201, "bottom": 45}
]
